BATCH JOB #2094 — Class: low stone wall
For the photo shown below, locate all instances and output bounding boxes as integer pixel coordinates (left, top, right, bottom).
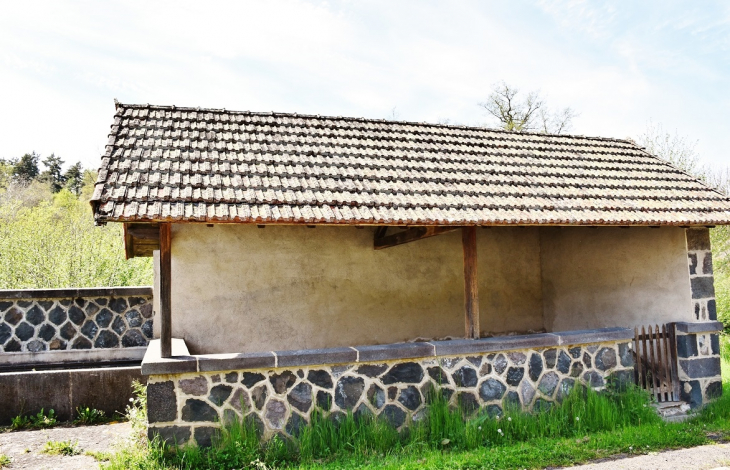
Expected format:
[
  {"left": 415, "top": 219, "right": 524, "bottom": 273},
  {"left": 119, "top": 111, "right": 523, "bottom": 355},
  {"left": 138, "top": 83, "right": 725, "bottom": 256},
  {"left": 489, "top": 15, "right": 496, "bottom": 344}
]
[
  {"left": 0, "top": 287, "right": 153, "bottom": 354},
  {"left": 675, "top": 321, "right": 724, "bottom": 408},
  {"left": 144, "top": 329, "right": 635, "bottom": 447}
]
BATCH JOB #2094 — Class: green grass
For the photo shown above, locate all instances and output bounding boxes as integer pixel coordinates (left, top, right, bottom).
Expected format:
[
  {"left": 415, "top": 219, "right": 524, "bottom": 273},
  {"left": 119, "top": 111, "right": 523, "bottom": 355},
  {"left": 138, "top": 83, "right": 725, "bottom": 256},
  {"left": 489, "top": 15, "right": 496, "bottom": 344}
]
[
  {"left": 0, "top": 453, "right": 11, "bottom": 468},
  {"left": 101, "top": 373, "right": 730, "bottom": 470},
  {"left": 41, "top": 440, "right": 81, "bottom": 456}
]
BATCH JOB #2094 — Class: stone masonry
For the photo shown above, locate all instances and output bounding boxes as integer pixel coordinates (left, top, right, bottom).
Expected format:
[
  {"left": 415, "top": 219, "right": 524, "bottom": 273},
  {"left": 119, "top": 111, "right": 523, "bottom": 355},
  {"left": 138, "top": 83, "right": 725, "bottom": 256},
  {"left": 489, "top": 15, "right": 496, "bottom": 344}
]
[
  {"left": 0, "top": 287, "right": 153, "bottom": 353},
  {"left": 680, "top": 228, "right": 723, "bottom": 408},
  {"left": 147, "top": 339, "right": 634, "bottom": 447},
  {"left": 675, "top": 322, "right": 723, "bottom": 408},
  {"left": 687, "top": 228, "right": 717, "bottom": 321}
]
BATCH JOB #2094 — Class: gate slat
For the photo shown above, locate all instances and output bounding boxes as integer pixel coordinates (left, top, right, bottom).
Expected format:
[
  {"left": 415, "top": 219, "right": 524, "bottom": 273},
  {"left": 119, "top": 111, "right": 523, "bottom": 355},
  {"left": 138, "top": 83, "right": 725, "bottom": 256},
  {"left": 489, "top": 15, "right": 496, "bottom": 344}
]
[
  {"left": 634, "top": 327, "right": 643, "bottom": 390},
  {"left": 668, "top": 323, "right": 681, "bottom": 401}
]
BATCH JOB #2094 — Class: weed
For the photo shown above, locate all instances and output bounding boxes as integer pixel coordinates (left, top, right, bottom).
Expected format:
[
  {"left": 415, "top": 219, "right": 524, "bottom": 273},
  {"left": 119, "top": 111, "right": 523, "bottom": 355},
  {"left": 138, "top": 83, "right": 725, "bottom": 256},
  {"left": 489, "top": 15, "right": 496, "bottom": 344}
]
[
  {"left": 74, "top": 406, "right": 107, "bottom": 425},
  {"left": 41, "top": 440, "right": 81, "bottom": 456},
  {"left": 11, "top": 408, "right": 57, "bottom": 430},
  {"left": 0, "top": 453, "right": 11, "bottom": 468},
  {"left": 85, "top": 450, "right": 112, "bottom": 461}
]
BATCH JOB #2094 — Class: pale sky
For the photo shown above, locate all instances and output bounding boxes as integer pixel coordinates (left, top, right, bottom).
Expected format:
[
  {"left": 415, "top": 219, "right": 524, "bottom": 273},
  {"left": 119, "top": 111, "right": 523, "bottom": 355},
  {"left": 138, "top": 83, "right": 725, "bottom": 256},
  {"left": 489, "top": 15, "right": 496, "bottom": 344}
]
[{"left": 1, "top": 0, "right": 728, "bottom": 172}]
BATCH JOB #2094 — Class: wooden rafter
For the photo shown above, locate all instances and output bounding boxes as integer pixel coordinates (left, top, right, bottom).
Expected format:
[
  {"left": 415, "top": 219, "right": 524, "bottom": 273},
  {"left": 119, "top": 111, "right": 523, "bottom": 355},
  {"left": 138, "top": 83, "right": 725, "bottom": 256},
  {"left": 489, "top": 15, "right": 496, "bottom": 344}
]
[{"left": 374, "top": 226, "right": 458, "bottom": 250}]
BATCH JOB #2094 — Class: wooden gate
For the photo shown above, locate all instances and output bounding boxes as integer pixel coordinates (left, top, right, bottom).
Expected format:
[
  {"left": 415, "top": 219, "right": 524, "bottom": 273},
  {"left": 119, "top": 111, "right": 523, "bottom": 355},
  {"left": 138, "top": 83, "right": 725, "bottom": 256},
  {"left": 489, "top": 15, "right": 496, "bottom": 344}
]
[{"left": 634, "top": 324, "right": 680, "bottom": 402}]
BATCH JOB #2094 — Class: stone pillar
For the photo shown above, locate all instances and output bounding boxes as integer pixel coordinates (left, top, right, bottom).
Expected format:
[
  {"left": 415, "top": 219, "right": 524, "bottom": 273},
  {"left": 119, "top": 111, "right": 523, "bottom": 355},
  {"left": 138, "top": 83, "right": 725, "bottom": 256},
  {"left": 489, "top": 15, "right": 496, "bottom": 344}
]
[
  {"left": 686, "top": 228, "right": 716, "bottom": 321},
  {"left": 675, "top": 321, "right": 723, "bottom": 408}
]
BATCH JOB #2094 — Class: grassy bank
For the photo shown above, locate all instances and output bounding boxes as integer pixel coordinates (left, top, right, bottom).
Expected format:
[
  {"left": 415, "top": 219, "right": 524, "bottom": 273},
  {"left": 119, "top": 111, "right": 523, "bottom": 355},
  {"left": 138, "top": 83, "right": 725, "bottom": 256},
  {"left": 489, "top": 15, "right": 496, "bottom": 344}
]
[{"left": 103, "top": 341, "right": 730, "bottom": 470}]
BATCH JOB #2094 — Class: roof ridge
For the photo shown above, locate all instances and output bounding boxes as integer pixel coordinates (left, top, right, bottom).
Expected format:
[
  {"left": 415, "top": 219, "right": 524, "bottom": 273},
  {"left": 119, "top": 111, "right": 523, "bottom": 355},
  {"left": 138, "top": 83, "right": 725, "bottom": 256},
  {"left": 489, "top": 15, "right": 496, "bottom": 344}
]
[{"left": 113, "top": 101, "right": 638, "bottom": 147}]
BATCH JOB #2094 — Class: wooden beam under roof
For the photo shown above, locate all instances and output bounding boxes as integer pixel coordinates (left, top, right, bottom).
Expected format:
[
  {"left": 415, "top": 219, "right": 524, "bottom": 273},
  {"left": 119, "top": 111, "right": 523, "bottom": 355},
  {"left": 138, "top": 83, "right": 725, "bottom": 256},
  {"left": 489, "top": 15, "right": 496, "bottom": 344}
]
[
  {"left": 373, "top": 226, "right": 458, "bottom": 250},
  {"left": 462, "top": 227, "right": 480, "bottom": 339},
  {"left": 159, "top": 223, "right": 172, "bottom": 358},
  {"left": 123, "top": 223, "right": 160, "bottom": 258}
]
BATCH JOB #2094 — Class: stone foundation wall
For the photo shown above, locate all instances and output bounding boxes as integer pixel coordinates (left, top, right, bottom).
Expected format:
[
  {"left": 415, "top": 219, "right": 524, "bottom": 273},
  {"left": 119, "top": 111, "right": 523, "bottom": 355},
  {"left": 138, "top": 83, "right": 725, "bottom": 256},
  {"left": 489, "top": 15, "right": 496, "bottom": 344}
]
[
  {"left": 675, "top": 321, "right": 724, "bottom": 408},
  {"left": 0, "top": 287, "right": 153, "bottom": 353},
  {"left": 146, "top": 336, "right": 634, "bottom": 447}
]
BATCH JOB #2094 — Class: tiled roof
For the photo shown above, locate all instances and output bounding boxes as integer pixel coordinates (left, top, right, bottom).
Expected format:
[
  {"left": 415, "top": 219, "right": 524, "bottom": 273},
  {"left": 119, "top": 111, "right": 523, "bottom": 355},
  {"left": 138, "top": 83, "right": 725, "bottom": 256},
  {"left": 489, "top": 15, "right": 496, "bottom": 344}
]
[{"left": 91, "top": 103, "right": 730, "bottom": 226}]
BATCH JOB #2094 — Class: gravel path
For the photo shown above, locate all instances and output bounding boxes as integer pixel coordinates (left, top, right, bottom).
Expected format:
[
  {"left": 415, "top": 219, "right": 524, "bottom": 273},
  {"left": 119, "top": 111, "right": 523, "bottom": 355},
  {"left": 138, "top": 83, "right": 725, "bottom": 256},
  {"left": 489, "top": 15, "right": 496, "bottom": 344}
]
[
  {"left": 0, "top": 422, "right": 131, "bottom": 469},
  {"left": 567, "top": 442, "right": 730, "bottom": 469}
]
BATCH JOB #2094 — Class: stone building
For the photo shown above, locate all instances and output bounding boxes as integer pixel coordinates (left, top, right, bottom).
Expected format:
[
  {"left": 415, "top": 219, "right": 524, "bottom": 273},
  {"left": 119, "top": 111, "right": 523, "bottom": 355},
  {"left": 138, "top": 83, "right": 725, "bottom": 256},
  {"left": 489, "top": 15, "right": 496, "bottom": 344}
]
[{"left": 91, "top": 102, "right": 730, "bottom": 446}]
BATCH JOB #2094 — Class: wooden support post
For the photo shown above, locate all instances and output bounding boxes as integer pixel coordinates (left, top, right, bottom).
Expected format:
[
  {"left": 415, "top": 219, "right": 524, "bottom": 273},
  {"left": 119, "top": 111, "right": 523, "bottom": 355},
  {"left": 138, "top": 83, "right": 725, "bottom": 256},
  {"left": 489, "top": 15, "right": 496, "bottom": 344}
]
[
  {"left": 159, "top": 223, "right": 172, "bottom": 358},
  {"left": 462, "top": 226, "right": 480, "bottom": 339}
]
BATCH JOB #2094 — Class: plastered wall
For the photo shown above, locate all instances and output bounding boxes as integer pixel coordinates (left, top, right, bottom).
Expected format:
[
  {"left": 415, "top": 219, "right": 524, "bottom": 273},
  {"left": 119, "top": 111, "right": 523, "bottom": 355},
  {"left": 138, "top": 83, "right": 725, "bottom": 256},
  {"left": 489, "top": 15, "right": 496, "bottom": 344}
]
[
  {"left": 156, "top": 225, "right": 694, "bottom": 354},
  {"left": 539, "top": 227, "right": 692, "bottom": 332},
  {"left": 165, "top": 225, "right": 543, "bottom": 354}
]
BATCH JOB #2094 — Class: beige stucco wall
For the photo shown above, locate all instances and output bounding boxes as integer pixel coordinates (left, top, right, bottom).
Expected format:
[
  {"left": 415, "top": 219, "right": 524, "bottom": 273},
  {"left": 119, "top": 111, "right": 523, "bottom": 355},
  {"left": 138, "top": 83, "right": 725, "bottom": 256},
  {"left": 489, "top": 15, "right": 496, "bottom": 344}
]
[
  {"left": 539, "top": 227, "right": 692, "bottom": 332},
  {"left": 165, "top": 225, "right": 544, "bottom": 354}
]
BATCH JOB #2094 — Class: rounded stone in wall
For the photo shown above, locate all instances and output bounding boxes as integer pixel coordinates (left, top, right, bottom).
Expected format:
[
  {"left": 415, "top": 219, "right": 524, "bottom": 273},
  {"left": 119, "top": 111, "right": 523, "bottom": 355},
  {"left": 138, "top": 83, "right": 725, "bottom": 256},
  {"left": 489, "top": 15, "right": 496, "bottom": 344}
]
[
  {"left": 380, "top": 404, "right": 406, "bottom": 428},
  {"left": 427, "top": 366, "right": 449, "bottom": 385},
  {"left": 251, "top": 385, "right": 267, "bottom": 410},
  {"left": 0, "top": 323, "right": 11, "bottom": 345},
  {"left": 520, "top": 380, "right": 536, "bottom": 405},
  {"left": 59, "top": 322, "right": 77, "bottom": 340},
  {"left": 307, "top": 369, "right": 333, "bottom": 389},
  {"left": 94, "top": 330, "right": 119, "bottom": 348},
  {"left": 68, "top": 306, "right": 85, "bottom": 325},
  {"left": 264, "top": 399, "right": 287, "bottom": 430},
  {"left": 241, "top": 372, "right": 266, "bottom": 388},
  {"left": 125, "top": 310, "right": 143, "bottom": 328},
  {"left": 452, "top": 366, "right": 478, "bottom": 388},
  {"left": 48, "top": 306, "right": 67, "bottom": 325},
  {"left": 15, "top": 322, "right": 35, "bottom": 342},
  {"left": 26, "top": 339, "right": 46, "bottom": 352},
  {"left": 594, "top": 348, "right": 617, "bottom": 371},
  {"left": 4, "top": 338, "right": 21, "bottom": 351},
  {"left": 543, "top": 349, "right": 557, "bottom": 369},
  {"left": 529, "top": 353, "right": 543, "bottom": 382},
  {"left": 381, "top": 363, "right": 423, "bottom": 385},
  {"left": 556, "top": 350, "right": 571, "bottom": 374},
  {"left": 366, "top": 384, "right": 385, "bottom": 409},
  {"left": 229, "top": 388, "right": 250, "bottom": 412},
  {"left": 4, "top": 307, "right": 23, "bottom": 325},
  {"left": 583, "top": 371, "right": 604, "bottom": 388},
  {"left": 121, "top": 329, "right": 146, "bottom": 347},
  {"left": 286, "top": 412, "right": 307, "bottom": 437},
  {"left": 397, "top": 386, "right": 422, "bottom": 411},
  {"left": 355, "top": 364, "right": 387, "bottom": 378},
  {"left": 111, "top": 316, "right": 126, "bottom": 335},
  {"left": 72, "top": 337, "right": 92, "bottom": 349},
  {"left": 25, "top": 305, "right": 45, "bottom": 326},
  {"left": 335, "top": 376, "right": 365, "bottom": 410},
  {"left": 570, "top": 362, "right": 584, "bottom": 378},
  {"left": 209, "top": 384, "right": 233, "bottom": 406},
  {"left": 269, "top": 371, "right": 297, "bottom": 394},
  {"left": 457, "top": 391, "right": 479, "bottom": 414},
  {"left": 287, "top": 382, "right": 313, "bottom": 412},
  {"left": 182, "top": 399, "right": 218, "bottom": 423},
  {"left": 109, "top": 297, "right": 128, "bottom": 314},
  {"left": 493, "top": 354, "right": 508, "bottom": 375},
  {"left": 316, "top": 390, "right": 332, "bottom": 411},
  {"left": 80, "top": 320, "right": 98, "bottom": 340},
  {"left": 479, "top": 378, "right": 506, "bottom": 401},
  {"left": 38, "top": 323, "right": 56, "bottom": 342},
  {"left": 95, "top": 309, "right": 114, "bottom": 328},
  {"left": 141, "top": 320, "right": 154, "bottom": 339},
  {"left": 506, "top": 367, "right": 524, "bottom": 387},
  {"left": 537, "top": 372, "right": 560, "bottom": 397}
]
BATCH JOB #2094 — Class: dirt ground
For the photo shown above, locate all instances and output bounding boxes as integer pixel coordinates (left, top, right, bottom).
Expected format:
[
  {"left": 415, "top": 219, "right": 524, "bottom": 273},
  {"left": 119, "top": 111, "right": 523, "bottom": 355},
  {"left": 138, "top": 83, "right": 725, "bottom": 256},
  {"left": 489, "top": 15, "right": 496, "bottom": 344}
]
[
  {"left": 0, "top": 422, "right": 130, "bottom": 470},
  {"left": 567, "top": 442, "right": 730, "bottom": 470},
  {"left": 1, "top": 422, "right": 730, "bottom": 469}
]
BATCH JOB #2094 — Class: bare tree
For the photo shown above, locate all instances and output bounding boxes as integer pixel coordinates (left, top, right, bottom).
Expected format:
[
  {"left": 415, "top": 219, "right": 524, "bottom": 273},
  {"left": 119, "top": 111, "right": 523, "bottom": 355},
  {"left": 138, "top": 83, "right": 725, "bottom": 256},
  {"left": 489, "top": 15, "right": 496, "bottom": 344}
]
[
  {"left": 479, "top": 82, "right": 576, "bottom": 134},
  {"left": 636, "top": 120, "right": 702, "bottom": 176}
]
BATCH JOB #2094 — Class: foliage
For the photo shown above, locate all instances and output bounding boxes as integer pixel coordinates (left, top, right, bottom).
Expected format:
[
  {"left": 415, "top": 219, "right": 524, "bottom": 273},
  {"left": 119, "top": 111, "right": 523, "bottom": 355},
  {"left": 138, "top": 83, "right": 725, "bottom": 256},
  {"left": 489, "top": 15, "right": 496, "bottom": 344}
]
[
  {"left": 479, "top": 81, "right": 576, "bottom": 134},
  {"left": 40, "top": 153, "right": 66, "bottom": 193},
  {"left": 64, "top": 162, "right": 84, "bottom": 196},
  {"left": 74, "top": 406, "right": 107, "bottom": 425},
  {"left": 11, "top": 152, "right": 40, "bottom": 182},
  {"left": 0, "top": 181, "right": 152, "bottom": 289},
  {"left": 11, "top": 408, "right": 57, "bottom": 430},
  {"left": 0, "top": 453, "right": 10, "bottom": 468},
  {"left": 86, "top": 450, "right": 112, "bottom": 462},
  {"left": 41, "top": 440, "right": 81, "bottom": 456}
]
